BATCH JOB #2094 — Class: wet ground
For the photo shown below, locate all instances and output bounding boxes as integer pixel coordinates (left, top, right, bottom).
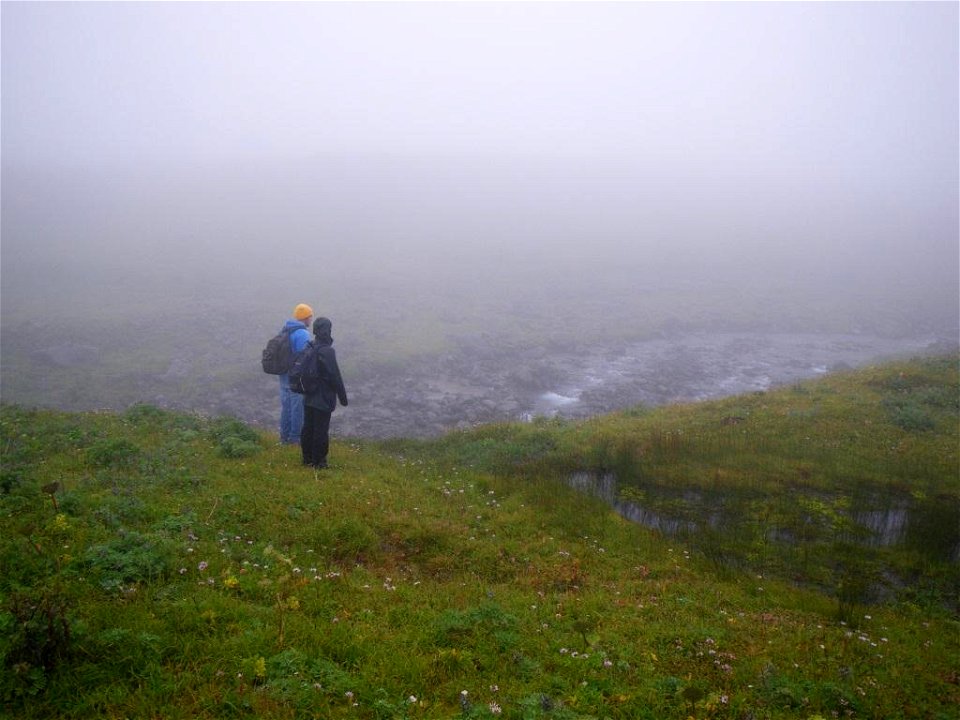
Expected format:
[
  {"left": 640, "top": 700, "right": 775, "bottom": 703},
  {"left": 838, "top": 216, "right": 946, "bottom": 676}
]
[{"left": 331, "top": 332, "right": 950, "bottom": 438}]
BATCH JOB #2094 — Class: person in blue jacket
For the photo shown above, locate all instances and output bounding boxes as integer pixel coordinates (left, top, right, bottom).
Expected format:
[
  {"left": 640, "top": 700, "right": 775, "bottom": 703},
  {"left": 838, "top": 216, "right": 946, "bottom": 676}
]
[
  {"left": 279, "top": 303, "right": 313, "bottom": 444},
  {"left": 301, "top": 316, "right": 348, "bottom": 469}
]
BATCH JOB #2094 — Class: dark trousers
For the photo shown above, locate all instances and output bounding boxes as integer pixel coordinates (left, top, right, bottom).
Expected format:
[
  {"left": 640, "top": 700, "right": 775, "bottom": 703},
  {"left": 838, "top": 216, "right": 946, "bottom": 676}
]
[{"left": 301, "top": 406, "right": 332, "bottom": 467}]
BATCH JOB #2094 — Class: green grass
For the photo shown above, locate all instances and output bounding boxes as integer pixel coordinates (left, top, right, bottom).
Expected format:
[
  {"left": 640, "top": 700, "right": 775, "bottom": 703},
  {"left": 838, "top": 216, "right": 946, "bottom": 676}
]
[
  {"left": 393, "top": 356, "right": 960, "bottom": 603},
  {"left": 2, "top": 356, "right": 959, "bottom": 718}
]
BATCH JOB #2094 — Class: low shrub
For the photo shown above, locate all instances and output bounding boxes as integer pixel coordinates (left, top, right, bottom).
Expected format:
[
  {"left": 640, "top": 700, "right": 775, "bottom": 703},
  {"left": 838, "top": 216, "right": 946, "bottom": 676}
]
[
  {"left": 207, "top": 417, "right": 262, "bottom": 458},
  {"left": 884, "top": 400, "right": 937, "bottom": 432},
  {"left": 218, "top": 436, "right": 260, "bottom": 458},
  {"left": 82, "top": 531, "right": 174, "bottom": 592},
  {"left": 86, "top": 438, "right": 141, "bottom": 469},
  {"left": 0, "top": 587, "right": 75, "bottom": 701}
]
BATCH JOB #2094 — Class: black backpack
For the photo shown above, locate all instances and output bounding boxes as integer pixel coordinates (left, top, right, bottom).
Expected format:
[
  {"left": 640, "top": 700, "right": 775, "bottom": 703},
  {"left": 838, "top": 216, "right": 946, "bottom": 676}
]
[
  {"left": 288, "top": 342, "right": 323, "bottom": 394},
  {"left": 261, "top": 326, "right": 295, "bottom": 375}
]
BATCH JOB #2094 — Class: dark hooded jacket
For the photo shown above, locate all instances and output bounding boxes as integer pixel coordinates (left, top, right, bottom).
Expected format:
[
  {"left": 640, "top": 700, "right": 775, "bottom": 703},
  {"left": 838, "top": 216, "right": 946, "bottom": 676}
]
[{"left": 304, "top": 317, "right": 348, "bottom": 412}]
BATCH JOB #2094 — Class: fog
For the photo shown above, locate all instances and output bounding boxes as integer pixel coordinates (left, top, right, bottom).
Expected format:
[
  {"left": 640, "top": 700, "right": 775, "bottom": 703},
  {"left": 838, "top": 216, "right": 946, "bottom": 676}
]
[{"left": 2, "top": 2, "right": 957, "bottom": 435}]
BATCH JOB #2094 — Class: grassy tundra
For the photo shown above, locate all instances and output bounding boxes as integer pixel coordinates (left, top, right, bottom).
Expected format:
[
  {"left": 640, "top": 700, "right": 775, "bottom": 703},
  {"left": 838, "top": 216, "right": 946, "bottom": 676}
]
[{"left": 1, "top": 356, "right": 957, "bottom": 719}]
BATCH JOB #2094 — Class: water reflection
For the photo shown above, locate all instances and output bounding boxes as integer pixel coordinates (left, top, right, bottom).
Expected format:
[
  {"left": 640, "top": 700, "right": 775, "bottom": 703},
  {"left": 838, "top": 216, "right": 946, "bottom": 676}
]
[
  {"left": 568, "top": 471, "right": 699, "bottom": 537},
  {"left": 566, "top": 471, "right": 956, "bottom": 559}
]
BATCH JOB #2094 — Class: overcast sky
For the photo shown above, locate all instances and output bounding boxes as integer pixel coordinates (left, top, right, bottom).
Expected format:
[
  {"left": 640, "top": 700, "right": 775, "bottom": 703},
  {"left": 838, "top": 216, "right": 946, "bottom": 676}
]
[
  {"left": 2, "top": 1, "right": 958, "bottom": 308},
  {"left": 4, "top": 2, "right": 957, "bottom": 170}
]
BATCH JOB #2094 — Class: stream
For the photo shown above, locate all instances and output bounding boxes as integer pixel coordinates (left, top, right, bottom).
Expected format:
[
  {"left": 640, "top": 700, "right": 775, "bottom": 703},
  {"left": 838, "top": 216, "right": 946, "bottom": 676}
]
[
  {"left": 526, "top": 332, "right": 942, "bottom": 419},
  {"left": 334, "top": 331, "right": 949, "bottom": 437}
]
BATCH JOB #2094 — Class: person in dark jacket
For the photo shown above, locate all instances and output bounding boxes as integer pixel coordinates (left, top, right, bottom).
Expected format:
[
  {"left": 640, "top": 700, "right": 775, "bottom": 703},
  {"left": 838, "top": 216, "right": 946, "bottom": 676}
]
[{"left": 301, "top": 317, "right": 348, "bottom": 469}]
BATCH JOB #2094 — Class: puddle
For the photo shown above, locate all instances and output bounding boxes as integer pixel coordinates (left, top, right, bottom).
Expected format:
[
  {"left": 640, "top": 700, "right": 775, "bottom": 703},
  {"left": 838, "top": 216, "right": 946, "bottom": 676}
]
[{"left": 564, "top": 471, "right": 956, "bottom": 556}]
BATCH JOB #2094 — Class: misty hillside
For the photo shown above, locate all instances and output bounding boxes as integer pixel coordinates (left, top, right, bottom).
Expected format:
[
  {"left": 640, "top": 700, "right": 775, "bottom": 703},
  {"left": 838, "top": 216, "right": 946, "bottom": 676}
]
[{"left": 2, "top": 355, "right": 957, "bottom": 718}]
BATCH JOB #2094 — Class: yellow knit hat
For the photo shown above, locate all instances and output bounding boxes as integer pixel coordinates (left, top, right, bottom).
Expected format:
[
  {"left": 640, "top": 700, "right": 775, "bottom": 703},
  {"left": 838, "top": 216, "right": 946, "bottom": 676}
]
[{"left": 293, "top": 303, "right": 314, "bottom": 320}]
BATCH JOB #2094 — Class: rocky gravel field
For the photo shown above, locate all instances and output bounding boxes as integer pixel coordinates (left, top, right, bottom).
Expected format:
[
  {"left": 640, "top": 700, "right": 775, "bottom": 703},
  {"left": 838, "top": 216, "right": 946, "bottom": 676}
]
[
  {"left": 8, "top": 324, "right": 953, "bottom": 441},
  {"left": 303, "top": 332, "right": 951, "bottom": 439}
]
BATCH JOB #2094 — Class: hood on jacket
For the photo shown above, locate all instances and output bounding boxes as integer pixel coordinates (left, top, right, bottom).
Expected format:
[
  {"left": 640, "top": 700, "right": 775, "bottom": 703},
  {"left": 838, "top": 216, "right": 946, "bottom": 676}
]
[
  {"left": 312, "top": 317, "right": 333, "bottom": 346},
  {"left": 283, "top": 318, "right": 312, "bottom": 356}
]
